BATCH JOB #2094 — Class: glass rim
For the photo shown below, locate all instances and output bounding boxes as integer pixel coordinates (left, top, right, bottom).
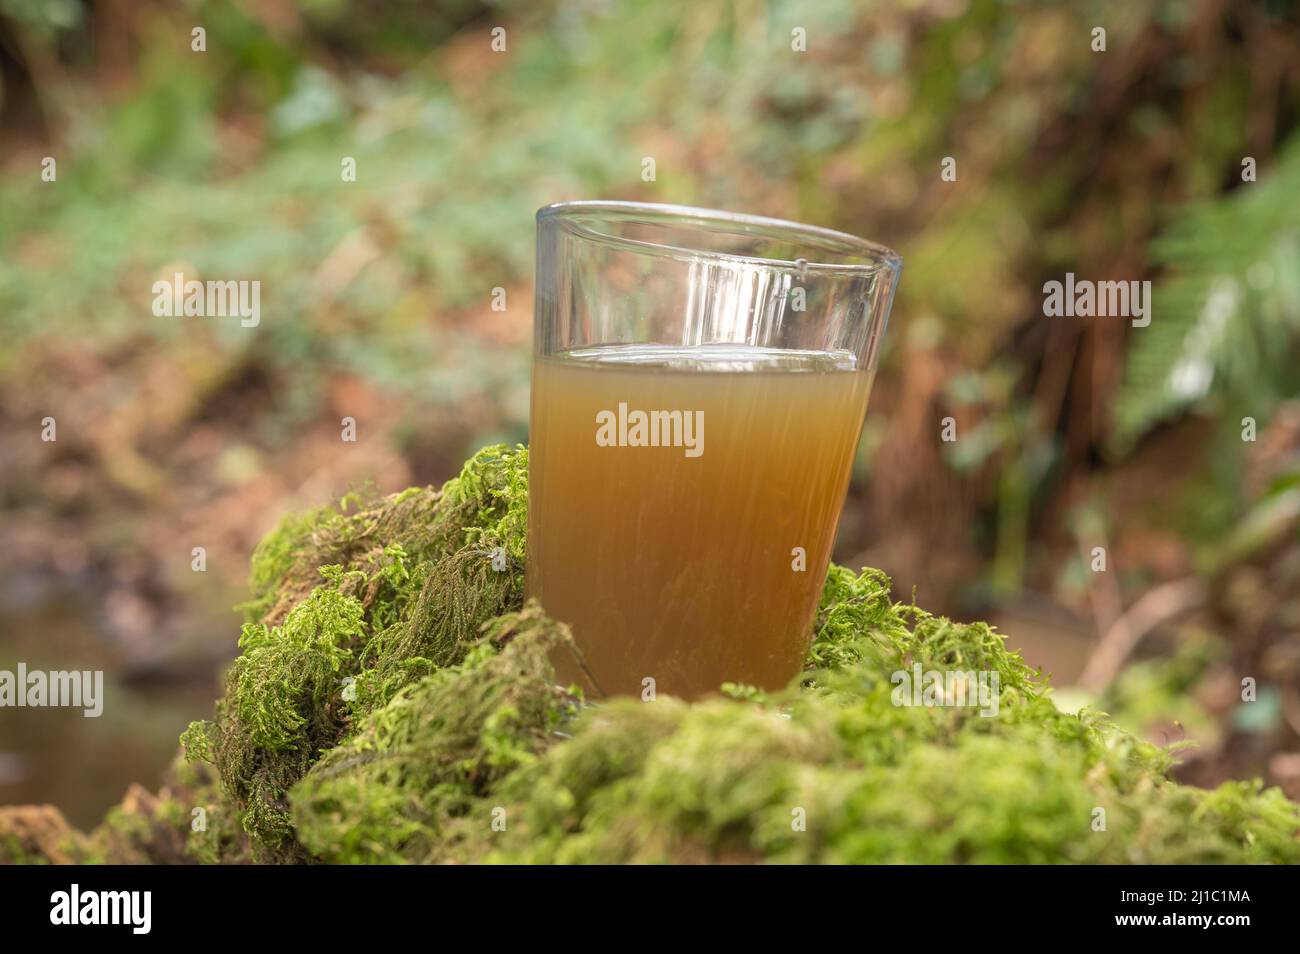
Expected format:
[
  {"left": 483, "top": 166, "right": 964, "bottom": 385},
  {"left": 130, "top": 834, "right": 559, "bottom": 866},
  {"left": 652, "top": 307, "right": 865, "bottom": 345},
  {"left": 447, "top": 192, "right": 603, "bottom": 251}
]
[{"left": 537, "top": 200, "right": 903, "bottom": 278}]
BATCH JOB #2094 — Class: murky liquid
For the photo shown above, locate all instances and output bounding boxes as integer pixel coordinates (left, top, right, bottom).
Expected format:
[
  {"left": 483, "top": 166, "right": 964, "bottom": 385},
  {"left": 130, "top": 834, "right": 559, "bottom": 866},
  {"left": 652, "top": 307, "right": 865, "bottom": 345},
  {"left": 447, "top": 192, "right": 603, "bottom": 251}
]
[{"left": 527, "top": 344, "right": 872, "bottom": 699}]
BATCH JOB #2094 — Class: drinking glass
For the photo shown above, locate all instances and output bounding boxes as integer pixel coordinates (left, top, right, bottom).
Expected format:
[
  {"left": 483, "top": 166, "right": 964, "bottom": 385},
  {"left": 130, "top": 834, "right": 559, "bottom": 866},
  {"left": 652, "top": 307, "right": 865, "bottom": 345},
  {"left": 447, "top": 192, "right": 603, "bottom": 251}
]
[{"left": 527, "top": 201, "right": 901, "bottom": 699}]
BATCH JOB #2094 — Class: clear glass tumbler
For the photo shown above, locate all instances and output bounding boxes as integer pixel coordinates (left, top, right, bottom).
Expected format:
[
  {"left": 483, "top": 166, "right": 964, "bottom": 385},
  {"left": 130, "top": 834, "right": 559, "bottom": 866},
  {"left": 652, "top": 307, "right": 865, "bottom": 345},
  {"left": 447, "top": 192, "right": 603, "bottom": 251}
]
[{"left": 527, "top": 201, "right": 901, "bottom": 700}]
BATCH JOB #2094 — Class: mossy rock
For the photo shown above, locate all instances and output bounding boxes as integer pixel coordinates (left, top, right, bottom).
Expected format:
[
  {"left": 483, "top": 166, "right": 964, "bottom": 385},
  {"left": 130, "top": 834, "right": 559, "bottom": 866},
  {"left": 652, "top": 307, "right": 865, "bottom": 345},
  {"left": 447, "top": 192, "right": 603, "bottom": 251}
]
[
  {"left": 0, "top": 806, "right": 87, "bottom": 865},
  {"left": 288, "top": 565, "right": 1300, "bottom": 864},
  {"left": 180, "top": 445, "right": 530, "bottom": 861},
  {"left": 6, "top": 443, "right": 1298, "bottom": 864}
]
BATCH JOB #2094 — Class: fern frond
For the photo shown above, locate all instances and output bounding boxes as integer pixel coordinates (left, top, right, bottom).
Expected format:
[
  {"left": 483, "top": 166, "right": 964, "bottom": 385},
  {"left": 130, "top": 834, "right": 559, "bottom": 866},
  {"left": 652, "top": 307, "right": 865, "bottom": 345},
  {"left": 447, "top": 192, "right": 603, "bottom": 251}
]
[{"left": 1114, "top": 140, "right": 1300, "bottom": 450}]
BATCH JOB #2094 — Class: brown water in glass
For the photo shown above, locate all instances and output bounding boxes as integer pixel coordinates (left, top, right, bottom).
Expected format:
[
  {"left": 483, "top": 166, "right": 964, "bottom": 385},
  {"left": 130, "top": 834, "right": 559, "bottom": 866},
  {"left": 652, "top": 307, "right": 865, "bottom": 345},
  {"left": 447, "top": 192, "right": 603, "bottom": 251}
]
[{"left": 526, "top": 344, "right": 872, "bottom": 699}]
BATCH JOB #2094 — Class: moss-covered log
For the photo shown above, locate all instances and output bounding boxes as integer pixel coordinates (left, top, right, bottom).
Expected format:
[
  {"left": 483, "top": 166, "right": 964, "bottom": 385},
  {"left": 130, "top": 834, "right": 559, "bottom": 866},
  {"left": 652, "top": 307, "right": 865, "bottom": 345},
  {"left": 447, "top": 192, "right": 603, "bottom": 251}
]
[{"left": 4, "top": 443, "right": 1298, "bottom": 864}]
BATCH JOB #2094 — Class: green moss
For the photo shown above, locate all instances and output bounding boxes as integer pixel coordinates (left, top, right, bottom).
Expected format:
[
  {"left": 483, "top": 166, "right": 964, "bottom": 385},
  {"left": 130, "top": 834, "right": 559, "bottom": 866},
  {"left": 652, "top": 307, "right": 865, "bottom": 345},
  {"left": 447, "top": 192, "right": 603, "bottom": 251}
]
[
  {"left": 181, "top": 443, "right": 531, "bottom": 861},
  {"left": 291, "top": 603, "right": 579, "bottom": 863},
  {"left": 462, "top": 572, "right": 1162, "bottom": 863},
  {"left": 241, "top": 507, "right": 328, "bottom": 623},
  {"left": 69, "top": 755, "right": 251, "bottom": 865},
  {"left": 181, "top": 569, "right": 362, "bottom": 858},
  {"left": 442, "top": 443, "right": 530, "bottom": 569},
  {"left": 474, "top": 669, "right": 1293, "bottom": 864},
  {"left": 0, "top": 806, "right": 92, "bottom": 864},
  {"left": 808, "top": 564, "right": 1042, "bottom": 695},
  {"left": 172, "top": 754, "right": 250, "bottom": 865},
  {"left": 350, "top": 546, "right": 519, "bottom": 717}
]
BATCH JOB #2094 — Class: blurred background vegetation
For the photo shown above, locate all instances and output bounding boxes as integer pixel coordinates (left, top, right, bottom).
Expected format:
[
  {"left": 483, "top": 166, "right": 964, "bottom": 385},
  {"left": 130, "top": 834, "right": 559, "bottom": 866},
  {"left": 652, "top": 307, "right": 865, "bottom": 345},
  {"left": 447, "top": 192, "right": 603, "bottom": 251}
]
[{"left": 1, "top": 0, "right": 1299, "bottom": 828}]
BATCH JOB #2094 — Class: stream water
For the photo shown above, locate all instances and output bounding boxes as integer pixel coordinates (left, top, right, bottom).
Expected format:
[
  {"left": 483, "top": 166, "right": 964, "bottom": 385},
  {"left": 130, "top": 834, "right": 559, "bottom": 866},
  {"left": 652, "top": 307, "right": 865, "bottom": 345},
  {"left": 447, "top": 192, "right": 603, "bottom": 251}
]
[{"left": 0, "top": 581, "right": 229, "bottom": 830}]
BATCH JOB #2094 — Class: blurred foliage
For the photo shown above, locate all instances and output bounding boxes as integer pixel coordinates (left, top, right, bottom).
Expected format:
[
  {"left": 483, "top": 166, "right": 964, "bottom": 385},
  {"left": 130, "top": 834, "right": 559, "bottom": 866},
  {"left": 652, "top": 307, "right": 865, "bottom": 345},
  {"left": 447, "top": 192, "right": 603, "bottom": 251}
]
[
  {"left": 0, "top": 0, "right": 1298, "bottom": 605},
  {"left": 0, "top": 0, "right": 81, "bottom": 34},
  {"left": 1116, "top": 140, "right": 1300, "bottom": 451},
  {"left": 1096, "top": 633, "right": 1223, "bottom": 749}
]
